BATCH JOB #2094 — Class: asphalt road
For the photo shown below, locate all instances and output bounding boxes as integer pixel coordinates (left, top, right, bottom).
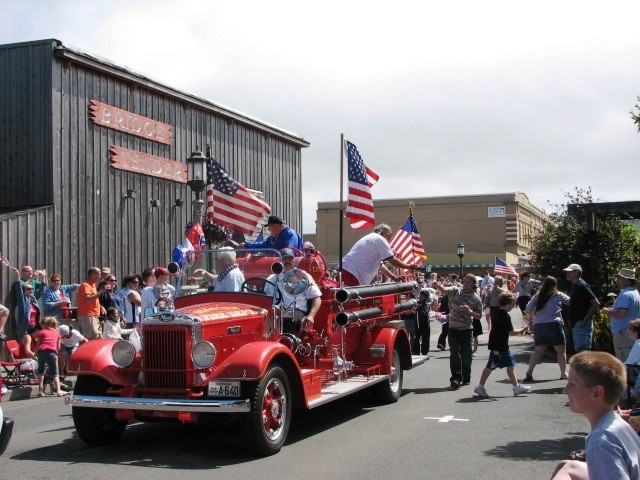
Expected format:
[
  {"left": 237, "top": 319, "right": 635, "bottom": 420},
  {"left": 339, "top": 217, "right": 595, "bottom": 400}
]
[{"left": 0, "top": 312, "right": 588, "bottom": 480}]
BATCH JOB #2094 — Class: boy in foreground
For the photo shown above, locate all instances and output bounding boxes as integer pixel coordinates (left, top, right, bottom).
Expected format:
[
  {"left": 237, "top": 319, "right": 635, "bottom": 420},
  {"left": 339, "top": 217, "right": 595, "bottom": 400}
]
[
  {"left": 550, "top": 351, "right": 640, "bottom": 480},
  {"left": 474, "top": 292, "right": 531, "bottom": 397}
]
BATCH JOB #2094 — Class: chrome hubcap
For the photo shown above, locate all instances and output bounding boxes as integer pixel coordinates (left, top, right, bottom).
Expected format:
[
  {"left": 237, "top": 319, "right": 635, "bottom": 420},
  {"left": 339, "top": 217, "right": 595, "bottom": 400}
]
[{"left": 262, "top": 378, "right": 287, "bottom": 440}]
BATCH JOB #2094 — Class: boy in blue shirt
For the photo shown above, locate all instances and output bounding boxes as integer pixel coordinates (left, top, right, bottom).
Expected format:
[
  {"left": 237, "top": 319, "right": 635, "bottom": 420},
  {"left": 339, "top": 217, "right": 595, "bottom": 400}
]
[
  {"left": 551, "top": 351, "right": 640, "bottom": 480},
  {"left": 474, "top": 291, "right": 531, "bottom": 397}
]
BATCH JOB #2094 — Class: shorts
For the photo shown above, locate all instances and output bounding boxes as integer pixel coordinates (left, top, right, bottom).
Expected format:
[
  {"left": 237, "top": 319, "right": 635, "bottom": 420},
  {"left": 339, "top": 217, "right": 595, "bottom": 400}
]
[
  {"left": 78, "top": 315, "right": 101, "bottom": 340},
  {"left": 60, "top": 345, "right": 77, "bottom": 357},
  {"left": 533, "top": 322, "right": 566, "bottom": 346},
  {"left": 473, "top": 318, "right": 483, "bottom": 337},
  {"left": 486, "top": 349, "right": 516, "bottom": 370},
  {"left": 37, "top": 349, "right": 59, "bottom": 377}
]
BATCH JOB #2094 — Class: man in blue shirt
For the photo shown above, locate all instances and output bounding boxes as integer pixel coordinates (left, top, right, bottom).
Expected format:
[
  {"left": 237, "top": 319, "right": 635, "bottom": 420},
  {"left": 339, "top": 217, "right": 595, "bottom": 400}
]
[
  {"left": 233, "top": 215, "right": 303, "bottom": 251},
  {"left": 602, "top": 267, "right": 640, "bottom": 362}
]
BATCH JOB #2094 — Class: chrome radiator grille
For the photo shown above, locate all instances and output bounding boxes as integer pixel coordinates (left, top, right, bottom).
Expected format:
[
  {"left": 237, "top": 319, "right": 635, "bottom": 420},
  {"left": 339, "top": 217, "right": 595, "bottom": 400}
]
[{"left": 143, "top": 328, "right": 190, "bottom": 389}]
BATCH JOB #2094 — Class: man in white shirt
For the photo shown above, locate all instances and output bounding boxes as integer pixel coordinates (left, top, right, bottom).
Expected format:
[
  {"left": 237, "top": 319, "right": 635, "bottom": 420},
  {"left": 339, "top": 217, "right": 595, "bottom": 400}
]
[
  {"left": 480, "top": 271, "right": 494, "bottom": 299},
  {"left": 341, "top": 224, "right": 418, "bottom": 286},
  {"left": 273, "top": 248, "right": 322, "bottom": 333},
  {"left": 194, "top": 247, "right": 245, "bottom": 293}
]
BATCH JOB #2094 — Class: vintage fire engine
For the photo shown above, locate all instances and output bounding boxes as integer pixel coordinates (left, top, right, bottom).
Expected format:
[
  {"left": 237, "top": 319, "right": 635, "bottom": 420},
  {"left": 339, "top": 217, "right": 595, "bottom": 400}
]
[{"left": 65, "top": 248, "right": 427, "bottom": 455}]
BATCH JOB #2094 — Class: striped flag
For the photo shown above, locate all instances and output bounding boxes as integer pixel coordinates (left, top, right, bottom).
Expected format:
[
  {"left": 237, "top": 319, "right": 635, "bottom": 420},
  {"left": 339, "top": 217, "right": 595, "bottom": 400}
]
[
  {"left": 345, "top": 140, "right": 379, "bottom": 229},
  {"left": 389, "top": 215, "right": 427, "bottom": 265},
  {"left": 205, "top": 158, "right": 271, "bottom": 235},
  {"left": 495, "top": 257, "right": 518, "bottom": 276}
]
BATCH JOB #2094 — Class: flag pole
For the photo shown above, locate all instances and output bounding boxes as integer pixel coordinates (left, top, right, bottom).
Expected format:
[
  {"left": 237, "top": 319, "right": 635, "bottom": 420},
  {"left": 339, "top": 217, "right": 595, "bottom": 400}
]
[{"left": 338, "top": 133, "right": 345, "bottom": 286}]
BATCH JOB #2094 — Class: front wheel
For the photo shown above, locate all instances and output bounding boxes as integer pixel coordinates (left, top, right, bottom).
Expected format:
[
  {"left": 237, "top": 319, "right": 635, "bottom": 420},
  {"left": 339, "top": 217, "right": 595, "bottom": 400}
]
[
  {"left": 374, "top": 347, "right": 403, "bottom": 403},
  {"left": 72, "top": 376, "right": 127, "bottom": 446},
  {"left": 241, "top": 366, "right": 292, "bottom": 455}
]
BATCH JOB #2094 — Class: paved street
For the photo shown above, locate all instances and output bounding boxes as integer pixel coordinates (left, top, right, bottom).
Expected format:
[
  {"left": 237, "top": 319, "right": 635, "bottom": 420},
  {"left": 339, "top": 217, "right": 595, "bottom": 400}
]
[{"left": 1, "top": 312, "right": 588, "bottom": 480}]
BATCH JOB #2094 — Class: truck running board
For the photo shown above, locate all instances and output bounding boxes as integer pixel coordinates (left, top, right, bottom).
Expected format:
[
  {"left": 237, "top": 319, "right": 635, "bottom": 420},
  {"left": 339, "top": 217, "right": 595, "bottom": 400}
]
[
  {"left": 411, "top": 354, "right": 430, "bottom": 368},
  {"left": 307, "top": 374, "right": 390, "bottom": 409}
]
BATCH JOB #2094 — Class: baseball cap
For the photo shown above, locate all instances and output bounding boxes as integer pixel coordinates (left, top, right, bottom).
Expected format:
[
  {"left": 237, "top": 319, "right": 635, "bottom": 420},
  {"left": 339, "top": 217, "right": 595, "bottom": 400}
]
[
  {"left": 267, "top": 215, "right": 284, "bottom": 225},
  {"left": 59, "top": 325, "right": 70, "bottom": 336},
  {"left": 154, "top": 266, "right": 170, "bottom": 278},
  {"left": 280, "top": 248, "right": 295, "bottom": 258},
  {"left": 101, "top": 267, "right": 111, "bottom": 274},
  {"left": 562, "top": 264, "right": 582, "bottom": 273}
]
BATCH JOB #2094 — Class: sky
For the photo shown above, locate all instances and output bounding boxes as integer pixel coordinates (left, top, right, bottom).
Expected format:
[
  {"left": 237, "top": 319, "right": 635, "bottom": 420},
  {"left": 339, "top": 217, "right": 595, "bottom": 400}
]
[{"left": 2, "top": 1, "right": 639, "bottom": 233}]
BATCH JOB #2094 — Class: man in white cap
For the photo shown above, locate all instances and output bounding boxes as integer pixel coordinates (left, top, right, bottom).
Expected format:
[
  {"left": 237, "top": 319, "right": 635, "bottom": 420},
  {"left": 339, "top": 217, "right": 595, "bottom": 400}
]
[
  {"left": 563, "top": 264, "right": 599, "bottom": 353},
  {"left": 602, "top": 268, "right": 640, "bottom": 362}
]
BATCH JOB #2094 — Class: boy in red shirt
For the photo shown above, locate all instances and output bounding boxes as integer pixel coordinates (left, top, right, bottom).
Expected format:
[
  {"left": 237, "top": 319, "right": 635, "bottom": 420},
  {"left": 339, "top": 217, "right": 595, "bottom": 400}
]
[{"left": 36, "top": 316, "right": 64, "bottom": 397}]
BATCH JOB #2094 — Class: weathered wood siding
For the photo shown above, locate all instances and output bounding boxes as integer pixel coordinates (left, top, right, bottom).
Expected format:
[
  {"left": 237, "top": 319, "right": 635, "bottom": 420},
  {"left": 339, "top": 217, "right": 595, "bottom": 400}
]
[
  {"left": 0, "top": 40, "right": 305, "bottom": 336},
  {"left": 0, "top": 41, "right": 54, "bottom": 208}
]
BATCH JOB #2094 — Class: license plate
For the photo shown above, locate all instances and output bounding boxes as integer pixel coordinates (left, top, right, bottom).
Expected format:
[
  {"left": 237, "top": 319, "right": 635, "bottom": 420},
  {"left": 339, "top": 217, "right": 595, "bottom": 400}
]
[{"left": 208, "top": 380, "right": 240, "bottom": 397}]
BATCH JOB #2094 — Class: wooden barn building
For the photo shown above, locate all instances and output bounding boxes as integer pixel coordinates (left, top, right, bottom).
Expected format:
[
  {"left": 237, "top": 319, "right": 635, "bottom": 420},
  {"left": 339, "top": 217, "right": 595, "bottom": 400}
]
[{"left": 0, "top": 39, "right": 309, "bottom": 337}]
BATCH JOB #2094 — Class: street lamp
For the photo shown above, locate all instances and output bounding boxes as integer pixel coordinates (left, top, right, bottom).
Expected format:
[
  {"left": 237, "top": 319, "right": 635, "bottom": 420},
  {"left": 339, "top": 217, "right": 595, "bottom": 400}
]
[
  {"left": 457, "top": 243, "right": 465, "bottom": 277},
  {"left": 186, "top": 149, "right": 208, "bottom": 222}
]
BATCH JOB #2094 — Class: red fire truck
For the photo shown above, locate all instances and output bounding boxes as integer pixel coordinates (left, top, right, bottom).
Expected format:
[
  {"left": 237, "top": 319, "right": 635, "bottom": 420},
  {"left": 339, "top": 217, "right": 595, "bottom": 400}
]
[{"left": 65, "top": 248, "right": 427, "bottom": 455}]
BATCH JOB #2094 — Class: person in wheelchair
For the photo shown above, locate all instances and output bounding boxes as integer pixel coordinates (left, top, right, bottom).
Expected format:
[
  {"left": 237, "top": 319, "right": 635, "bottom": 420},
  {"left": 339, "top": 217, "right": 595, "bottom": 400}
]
[
  {"left": 193, "top": 247, "right": 245, "bottom": 293},
  {"left": 272, "top": 249, "right": 321, "bottom": 334}
]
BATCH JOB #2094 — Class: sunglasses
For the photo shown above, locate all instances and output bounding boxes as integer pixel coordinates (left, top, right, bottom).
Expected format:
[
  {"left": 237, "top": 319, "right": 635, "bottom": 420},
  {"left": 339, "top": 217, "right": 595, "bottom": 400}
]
[
  {"left": 107, "top": 278, "right": 116, "bottom": 282},
  {"left": 23, "top": 287, "right": 33, "bottom": 291}
]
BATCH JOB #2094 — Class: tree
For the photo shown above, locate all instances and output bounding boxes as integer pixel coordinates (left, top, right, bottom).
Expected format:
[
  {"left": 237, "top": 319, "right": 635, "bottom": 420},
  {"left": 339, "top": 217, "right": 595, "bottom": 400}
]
[
  {"left": 529, "top": 187, "right": 640, "bottom": 298},
  {"left": 631, "top": 96, "right": 640, "bottom": 132}
]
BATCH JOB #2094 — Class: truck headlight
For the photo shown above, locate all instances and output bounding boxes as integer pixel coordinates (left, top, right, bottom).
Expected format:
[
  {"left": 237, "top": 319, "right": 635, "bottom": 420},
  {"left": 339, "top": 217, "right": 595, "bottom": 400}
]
[
  {"left": 112, "top": 340, "right": 136, "bottom": 367},
  {"left": 192, "top": 341, "right": 216, "bottom": 369}
]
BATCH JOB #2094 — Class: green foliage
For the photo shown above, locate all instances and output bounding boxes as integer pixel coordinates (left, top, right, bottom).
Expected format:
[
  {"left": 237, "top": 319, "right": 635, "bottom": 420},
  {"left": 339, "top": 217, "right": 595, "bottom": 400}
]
[
  {"left": 529, "top": 187, "right": 640, "bottom": 298},
  {"left": 592, "top": 311, "right": 614, "bottom": 354},
  {"left": 631, "top": 96, "right": 640, "bottom": 133}
]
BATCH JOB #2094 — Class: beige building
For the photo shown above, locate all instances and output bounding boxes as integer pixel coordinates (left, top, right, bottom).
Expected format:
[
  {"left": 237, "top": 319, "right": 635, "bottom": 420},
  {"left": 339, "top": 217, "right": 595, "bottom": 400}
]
[{"left": 306, "top": 192, "right": 548, "bottom": 274}]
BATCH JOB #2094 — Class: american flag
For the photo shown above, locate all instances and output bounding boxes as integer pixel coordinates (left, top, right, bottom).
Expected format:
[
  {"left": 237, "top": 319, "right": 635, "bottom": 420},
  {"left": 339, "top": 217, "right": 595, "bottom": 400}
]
[
  {"left": 205, "top": 158, "right": 271, "bottom": 235},
  {"left": 495, "top": 257, "right": 518, "bottom": 277},
  {"left": 389, "top": 215, "right": 427, "bottom": 265},
  {"left": 345, "top": 140, "right": 379, "bottom": 229}
]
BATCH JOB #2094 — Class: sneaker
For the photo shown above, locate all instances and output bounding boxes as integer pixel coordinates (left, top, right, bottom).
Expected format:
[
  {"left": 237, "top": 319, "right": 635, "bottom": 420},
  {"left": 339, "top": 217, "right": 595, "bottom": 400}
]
[
  {"left": 55, "top": 391, "right": 65, "bottom": 397},
  {"left": 462, "top": 380, "right": 470, "bottom": 385},
  {"left": 559, "top": 374, "right": 568, "bottom": 380},
  {"left": 474, "top": 384, "right": 489, "bottom": 397},
  {"left": 0, "top": 332, "right": 7, "bottom": 341},
  {"left": 513, "top": 384, "right": 532, "bottom": 396},
  {"left": 37, "top": 391, "right": 45, "bottom": 397},
  {"left": 450, "top": 379, "right": 460, "bottom": 390},
  {"left": 472, "top": 351, "right": 477, "bottom": 357},
  {"left": 522, "top": 373, "right": 534, "bottom": 383},
  {"left": 437, "top": 344, "right": 445, "bottom": 351}
]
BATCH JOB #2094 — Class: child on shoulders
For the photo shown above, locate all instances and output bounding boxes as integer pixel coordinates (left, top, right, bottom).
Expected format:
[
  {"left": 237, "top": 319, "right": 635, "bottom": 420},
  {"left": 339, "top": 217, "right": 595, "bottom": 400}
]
[
  {"left": 550, "top": 351, "right": 640, "bottom": 480},
  {"left": 474, "top": 291, "right": 531, "bottom": 397}
]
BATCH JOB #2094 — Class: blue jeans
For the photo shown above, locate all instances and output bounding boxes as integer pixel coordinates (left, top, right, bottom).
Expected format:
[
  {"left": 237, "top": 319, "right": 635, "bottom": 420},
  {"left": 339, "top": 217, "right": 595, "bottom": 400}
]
[
  {"left": 448, "top": 328, "right": 473, "bottom": 383},
  {"left": 572, "top": 320, "right": 593, "bottom": 352},
  {"left": 37, "top": 349, "right": 59, "bottom": 377}
]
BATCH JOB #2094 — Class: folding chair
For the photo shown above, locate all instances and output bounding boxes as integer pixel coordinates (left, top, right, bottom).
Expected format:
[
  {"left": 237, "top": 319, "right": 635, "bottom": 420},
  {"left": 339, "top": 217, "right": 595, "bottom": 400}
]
[{"left": 0, "top": 340, "right": 36, "bottom": 387}]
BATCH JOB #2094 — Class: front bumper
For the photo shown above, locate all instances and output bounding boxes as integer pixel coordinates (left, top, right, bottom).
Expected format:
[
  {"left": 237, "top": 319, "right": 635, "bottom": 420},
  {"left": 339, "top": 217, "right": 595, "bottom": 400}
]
[{"left": 65, "top": 394, "right": 251, "bottom": 413}]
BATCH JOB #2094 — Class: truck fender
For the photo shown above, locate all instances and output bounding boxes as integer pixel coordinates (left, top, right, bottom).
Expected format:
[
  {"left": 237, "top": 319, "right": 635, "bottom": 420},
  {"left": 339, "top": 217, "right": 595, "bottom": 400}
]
[
  {"left": 212, "top": 342, "right": 300, "bottom": 380},
  {"left": 211, "top": 341, "right": 307, "bottom": 408},
  {"left": 68, "top": 339, "right": 137, "bottom": 386}
]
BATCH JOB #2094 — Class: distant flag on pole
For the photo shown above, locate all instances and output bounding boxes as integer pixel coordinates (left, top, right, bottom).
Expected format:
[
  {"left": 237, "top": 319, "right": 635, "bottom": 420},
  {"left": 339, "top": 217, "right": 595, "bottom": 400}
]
[
  {"left": 205, "top": 157, "right": 271, "bottom": 235},
  {"left": 494, "top": 257, "right": 518, "bottom": 277},
  {"left": 344, "top": 139, "right": 379, "bottom": 229},
  {"left": 390, "top": 214, "right": 427, "bottom": 265}
]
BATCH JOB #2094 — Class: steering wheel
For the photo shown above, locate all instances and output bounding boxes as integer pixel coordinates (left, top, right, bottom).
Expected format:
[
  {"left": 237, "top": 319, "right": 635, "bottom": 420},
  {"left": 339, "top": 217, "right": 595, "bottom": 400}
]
[{"left": 241, "top": 277, "right": 276, "bottom": 295}]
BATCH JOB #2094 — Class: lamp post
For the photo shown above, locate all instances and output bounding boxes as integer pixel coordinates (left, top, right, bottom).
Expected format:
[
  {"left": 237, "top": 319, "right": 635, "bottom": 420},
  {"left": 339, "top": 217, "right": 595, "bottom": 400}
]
[
  {"left": 457, "top": 243, "right": 465, "bottom": 277},
  {"left": 186, "top": 149, "right": 208, "bottom": 222}
]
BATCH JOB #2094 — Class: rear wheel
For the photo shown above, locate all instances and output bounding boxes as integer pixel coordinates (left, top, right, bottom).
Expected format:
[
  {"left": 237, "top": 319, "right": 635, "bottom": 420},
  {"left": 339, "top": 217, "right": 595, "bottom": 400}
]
[
  {"left": 241, "top": 366, "right": 291, "bottom": 455},
  {"left": 374, "top": 347, "right": 403, "bottom": 403},
  {"left": 72, "top": 376, "right": 127, "bottom": 446}
]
